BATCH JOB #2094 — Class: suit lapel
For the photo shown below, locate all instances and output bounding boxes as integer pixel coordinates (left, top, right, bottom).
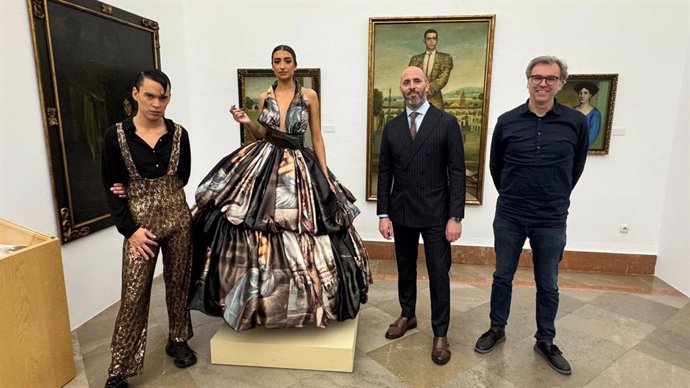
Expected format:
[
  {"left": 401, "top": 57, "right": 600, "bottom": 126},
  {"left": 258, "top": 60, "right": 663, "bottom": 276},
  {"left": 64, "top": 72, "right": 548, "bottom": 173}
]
[{"left": 393, "top": 111, "right": 414, "bottom": 151}]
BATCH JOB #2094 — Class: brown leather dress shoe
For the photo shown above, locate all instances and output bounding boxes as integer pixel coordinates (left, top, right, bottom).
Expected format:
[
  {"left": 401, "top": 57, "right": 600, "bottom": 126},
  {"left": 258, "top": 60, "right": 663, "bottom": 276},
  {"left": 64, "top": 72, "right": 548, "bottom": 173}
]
[
  {"left": 432, "top": 336, "right": 451, "bottom": 365},
  {"left": 385, "top": 316, "right": 417, "bottom": 339}
]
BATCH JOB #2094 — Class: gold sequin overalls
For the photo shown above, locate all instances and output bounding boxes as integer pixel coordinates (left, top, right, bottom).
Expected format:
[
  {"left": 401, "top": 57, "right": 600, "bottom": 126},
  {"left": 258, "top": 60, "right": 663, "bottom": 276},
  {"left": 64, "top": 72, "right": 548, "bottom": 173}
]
[{"left": 108, "top": 122, "right": 193, "bottom": 378}]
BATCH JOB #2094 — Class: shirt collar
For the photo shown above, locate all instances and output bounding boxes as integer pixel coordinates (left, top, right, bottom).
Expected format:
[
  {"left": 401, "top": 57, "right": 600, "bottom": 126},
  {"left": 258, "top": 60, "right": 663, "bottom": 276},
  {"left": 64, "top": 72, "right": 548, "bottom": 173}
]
[
  {"left": 122, "top": 117, "right": 174, "bottom": 134},
  {"left": 122, "top": 117, "right": 136, "bottom": 133},
  {"left": 519, "top": 98, "right": 564, "bottom": 117},
  {"left": 406, "top": 100, "right": 430, "bottom": 117},
  {"left": 426, "top": 50, "right": 437, "bottom": 55}
]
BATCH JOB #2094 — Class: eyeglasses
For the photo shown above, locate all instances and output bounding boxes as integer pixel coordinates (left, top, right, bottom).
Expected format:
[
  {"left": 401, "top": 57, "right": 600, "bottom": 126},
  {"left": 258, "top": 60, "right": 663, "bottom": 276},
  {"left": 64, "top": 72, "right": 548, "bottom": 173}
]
[{"left": 529, "top": 75, "right": 560, "bottom": 85}]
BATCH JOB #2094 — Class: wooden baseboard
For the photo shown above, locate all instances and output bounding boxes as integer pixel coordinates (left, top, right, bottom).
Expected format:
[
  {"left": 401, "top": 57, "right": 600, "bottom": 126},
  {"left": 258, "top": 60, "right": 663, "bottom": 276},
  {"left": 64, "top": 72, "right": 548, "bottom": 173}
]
[{"left": 364, "top": 241, "right": 656, "bottom": 275}]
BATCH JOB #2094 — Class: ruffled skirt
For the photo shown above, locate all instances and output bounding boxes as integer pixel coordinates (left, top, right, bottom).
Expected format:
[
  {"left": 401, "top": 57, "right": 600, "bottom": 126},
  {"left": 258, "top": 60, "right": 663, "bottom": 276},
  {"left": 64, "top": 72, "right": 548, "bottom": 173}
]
[{"left": 188, "top": 136, "right": 371, "bottom": 331}]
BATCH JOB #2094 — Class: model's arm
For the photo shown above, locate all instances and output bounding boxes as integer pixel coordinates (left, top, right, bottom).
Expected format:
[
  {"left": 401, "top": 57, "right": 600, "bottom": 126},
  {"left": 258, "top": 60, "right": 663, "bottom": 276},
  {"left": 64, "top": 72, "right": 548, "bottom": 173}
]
[
  {"left": 230, "top": 92, "right": 268, "bottom": 139},
  {"left": 304, "top": 88, "right": 329, "bottom": 176}
]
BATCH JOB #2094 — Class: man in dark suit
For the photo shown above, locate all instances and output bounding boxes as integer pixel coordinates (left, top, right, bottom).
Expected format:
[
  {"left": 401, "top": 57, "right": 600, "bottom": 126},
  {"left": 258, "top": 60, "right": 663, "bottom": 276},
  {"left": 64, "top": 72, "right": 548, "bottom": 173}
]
[
  {"left": 409, "top": 29, "right": 454, "bottom": 110},
  {"left": 377, "top": 66, "right": 465, "bottom": 365}
]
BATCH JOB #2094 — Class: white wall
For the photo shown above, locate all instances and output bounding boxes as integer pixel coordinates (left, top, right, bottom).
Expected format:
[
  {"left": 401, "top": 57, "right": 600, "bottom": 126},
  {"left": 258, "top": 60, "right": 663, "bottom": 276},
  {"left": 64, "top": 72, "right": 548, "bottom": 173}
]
[
  {"left": 1, "top": 0, "right": 688, "bottom": 330},
  {"left": 656, "top": 38, "right": 690, "bottom": 296}
]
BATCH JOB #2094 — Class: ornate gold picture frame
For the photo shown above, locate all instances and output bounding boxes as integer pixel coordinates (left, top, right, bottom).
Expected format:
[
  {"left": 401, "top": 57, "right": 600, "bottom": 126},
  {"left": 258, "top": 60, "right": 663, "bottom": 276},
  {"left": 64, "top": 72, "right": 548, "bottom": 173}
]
[
  {"left": 366, "top": 15, "right": 496, "bottom": 204},
  {"left": 557, "top": 73, "right": 619, "bottom": 155}
]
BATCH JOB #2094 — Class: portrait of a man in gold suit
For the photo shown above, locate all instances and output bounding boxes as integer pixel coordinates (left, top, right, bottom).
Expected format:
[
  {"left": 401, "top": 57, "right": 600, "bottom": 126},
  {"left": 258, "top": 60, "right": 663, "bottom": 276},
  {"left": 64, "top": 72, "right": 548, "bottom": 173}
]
[
  {"left": 367, "top": 16, "right": 496, "bottom": 203},
  {"left": 409, "top": 29, "right": 453, "bottom": 111}
]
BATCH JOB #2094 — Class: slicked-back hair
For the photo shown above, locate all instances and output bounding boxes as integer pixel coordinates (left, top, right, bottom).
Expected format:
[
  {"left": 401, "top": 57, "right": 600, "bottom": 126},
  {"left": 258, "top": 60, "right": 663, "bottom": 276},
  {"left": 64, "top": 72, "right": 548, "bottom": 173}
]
[{"left": 135, "top": 69, "right": 171, "bottom": 92}]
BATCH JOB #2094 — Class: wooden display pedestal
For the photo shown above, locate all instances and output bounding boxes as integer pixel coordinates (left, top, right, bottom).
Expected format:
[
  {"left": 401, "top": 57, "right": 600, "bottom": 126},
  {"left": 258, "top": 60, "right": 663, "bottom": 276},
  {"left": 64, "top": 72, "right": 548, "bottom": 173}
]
[
  {"left": 210, "top": 315, "right": 359, "bottom": 372},
  {"left": 0, "top": 219, "right": 75, "bottom": 387}
]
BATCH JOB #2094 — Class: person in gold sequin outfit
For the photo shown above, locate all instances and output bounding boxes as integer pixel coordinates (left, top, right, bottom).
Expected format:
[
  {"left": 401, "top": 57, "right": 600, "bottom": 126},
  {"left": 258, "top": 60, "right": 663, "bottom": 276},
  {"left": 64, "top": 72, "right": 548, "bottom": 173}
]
[{"left": 101, "top": 70, "right": 196, "bottom": 388}]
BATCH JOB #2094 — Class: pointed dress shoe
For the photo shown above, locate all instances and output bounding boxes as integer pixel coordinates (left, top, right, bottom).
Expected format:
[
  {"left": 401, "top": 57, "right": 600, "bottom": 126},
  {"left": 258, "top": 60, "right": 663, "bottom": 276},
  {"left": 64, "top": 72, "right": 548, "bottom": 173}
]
[
  {"left": 385, "top": 316, "right": 417, "bottom": 339},
  {"left": 431, "top": 336, "right": 451, "bottom": 365}
]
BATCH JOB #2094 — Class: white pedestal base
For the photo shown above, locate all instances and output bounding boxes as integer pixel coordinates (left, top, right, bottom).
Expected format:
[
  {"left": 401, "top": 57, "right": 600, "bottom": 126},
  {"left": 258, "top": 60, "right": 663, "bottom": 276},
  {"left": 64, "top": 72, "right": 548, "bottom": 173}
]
[{"left": 210, "top": 315, "right": 359, "bottom": 372}]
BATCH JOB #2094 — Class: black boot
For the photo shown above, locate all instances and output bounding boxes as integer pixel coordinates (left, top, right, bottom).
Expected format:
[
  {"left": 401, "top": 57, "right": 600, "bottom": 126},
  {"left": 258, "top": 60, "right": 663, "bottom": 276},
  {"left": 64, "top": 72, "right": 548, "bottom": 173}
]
[
  {"left": 165, "top": 339, "right": 198, "bottom": 368},
  {"left": 104, "top": 375, "right": 130, "bottom": 388}
]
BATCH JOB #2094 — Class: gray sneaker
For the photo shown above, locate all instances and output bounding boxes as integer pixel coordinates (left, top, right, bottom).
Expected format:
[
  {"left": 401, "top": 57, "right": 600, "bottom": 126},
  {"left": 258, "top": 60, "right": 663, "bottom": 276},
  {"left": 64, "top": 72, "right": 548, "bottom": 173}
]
[{"left": 534, "top": 341, "right": 572, "bottom": 375}]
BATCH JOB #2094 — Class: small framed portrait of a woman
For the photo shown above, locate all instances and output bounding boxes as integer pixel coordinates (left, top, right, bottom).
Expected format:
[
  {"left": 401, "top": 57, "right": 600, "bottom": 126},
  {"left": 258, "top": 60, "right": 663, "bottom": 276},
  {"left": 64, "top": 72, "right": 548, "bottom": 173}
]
[{"left": 557, "top": 74, "right": 618, "bottom": 155}]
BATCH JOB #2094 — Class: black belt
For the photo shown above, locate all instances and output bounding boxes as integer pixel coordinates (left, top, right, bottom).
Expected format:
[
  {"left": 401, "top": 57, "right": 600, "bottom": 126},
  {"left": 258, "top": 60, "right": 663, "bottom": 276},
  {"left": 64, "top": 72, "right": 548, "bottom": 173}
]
[{"left": 265, "top": 128, "right": 304, "bottom": 150}]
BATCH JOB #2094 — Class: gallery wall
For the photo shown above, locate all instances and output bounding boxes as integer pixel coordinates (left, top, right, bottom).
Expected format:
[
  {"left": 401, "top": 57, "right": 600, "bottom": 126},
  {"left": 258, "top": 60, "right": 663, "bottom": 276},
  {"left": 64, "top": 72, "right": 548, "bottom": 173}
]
[
  {"left": 1, "top": 0, "right": 688, "bottom": 329},
  {"left": 655, "top": 39, "right": 690, "bottom": 296}
]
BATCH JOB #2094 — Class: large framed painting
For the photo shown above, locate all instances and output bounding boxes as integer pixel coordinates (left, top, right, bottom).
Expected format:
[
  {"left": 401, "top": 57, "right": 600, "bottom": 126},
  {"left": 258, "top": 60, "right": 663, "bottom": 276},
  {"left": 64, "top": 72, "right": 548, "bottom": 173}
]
[
  {"left": 237, "top": 68, "right": 320, "bottom": 147},
  {"left": 28, "top": 0, "right": 161, "bottom": 243},
  {"left": 366, "top": 15, "right": 496, "bottom": 204},
  {"left": 557, "top": 74, "right": 618, "bottom": 155}
]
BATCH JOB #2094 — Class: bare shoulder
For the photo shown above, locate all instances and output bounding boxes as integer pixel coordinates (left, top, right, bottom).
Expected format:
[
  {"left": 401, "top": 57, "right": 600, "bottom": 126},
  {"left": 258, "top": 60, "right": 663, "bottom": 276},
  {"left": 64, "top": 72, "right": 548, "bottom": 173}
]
[{"left": 301, "top": 87, "right": 318, "bottom": 101}]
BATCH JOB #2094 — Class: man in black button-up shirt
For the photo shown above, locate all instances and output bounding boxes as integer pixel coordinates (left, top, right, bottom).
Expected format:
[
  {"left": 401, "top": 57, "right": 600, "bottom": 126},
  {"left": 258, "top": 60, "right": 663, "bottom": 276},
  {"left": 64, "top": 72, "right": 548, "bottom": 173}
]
[
  {"left": 102, "top": 117, "right": 191, "bottom": 237},
  {"left": 100, "top": 70, "right": 196, "bottom": 388},
  {"left": 474, "top": 56, "right": 588, "bottom": 376}
]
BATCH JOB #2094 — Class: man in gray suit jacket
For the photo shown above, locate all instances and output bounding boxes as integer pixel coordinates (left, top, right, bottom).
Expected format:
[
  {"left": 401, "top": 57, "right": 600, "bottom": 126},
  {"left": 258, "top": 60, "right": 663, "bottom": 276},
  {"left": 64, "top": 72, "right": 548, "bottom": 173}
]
[
  {"left": 377, "top": 66, "right": 465, "bottom": 365},
  {"left": 409, "top": 29, "right": 454, "bottom": 110}
]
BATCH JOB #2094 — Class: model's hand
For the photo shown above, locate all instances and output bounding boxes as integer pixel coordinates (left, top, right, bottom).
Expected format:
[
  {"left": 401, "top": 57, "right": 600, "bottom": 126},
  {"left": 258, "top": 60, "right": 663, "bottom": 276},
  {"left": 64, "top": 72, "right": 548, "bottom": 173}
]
[
  {"left": 128, "top": 228, "right": 158, "bottom": 260},
  {"left": 110, "top": 183, "right": 128, "bottom": 198},
  {"left": 445, "top": 219, "right": 462, "bottom": 242},
  {"left": 378, "top": 217, "right": 393, "bottom": 240},
  {"left": 326, "top": 177, "right": 337, "bottom": 193},
  {"left": 229, "top": 105, "right": 251, "bottom": 125}
]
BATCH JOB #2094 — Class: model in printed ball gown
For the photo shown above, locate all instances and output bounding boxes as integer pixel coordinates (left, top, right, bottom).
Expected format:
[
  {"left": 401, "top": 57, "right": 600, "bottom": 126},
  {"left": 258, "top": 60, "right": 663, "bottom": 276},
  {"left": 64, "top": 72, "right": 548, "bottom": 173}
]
[{"left": 188, "top": 45, "right": 371, "bottom": 331}]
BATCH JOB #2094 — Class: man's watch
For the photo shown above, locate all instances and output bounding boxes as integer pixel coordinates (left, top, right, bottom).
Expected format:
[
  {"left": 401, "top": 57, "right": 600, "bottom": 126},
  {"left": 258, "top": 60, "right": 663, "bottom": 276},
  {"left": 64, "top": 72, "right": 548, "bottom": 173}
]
[{"left": 450, "top": 216, "right": 462, "bottom": 223}]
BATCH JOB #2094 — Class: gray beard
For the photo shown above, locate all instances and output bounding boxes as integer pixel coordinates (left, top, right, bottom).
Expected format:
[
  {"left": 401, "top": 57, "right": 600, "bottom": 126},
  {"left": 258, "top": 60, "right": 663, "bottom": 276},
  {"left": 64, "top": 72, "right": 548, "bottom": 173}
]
[{"left": 404, "top": 92, "right": 426, "bottom": 110}]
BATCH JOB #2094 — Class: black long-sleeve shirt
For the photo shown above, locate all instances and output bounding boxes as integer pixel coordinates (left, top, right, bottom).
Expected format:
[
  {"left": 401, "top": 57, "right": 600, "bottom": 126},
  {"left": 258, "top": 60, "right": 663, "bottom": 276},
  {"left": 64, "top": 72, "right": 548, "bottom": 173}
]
[
  {"left": 490, "top": 100, "right": 588, "bottom": 226},
  {"left": 101, "top": 117, "right": 191, "bottom": 237}
]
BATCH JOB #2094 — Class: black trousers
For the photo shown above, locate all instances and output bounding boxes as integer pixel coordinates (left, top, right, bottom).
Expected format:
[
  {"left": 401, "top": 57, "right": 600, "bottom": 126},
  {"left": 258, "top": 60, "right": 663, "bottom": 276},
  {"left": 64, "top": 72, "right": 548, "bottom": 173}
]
[{"left": 392, "top": 223, "right": 451, "bottom": 337}]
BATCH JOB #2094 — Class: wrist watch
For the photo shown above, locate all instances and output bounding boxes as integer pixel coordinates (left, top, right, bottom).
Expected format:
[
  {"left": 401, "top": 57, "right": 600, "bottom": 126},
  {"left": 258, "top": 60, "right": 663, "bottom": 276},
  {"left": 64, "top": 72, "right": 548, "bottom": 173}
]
[{"left": 450, "top": 217, "right": 461, "bottom": 223}]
